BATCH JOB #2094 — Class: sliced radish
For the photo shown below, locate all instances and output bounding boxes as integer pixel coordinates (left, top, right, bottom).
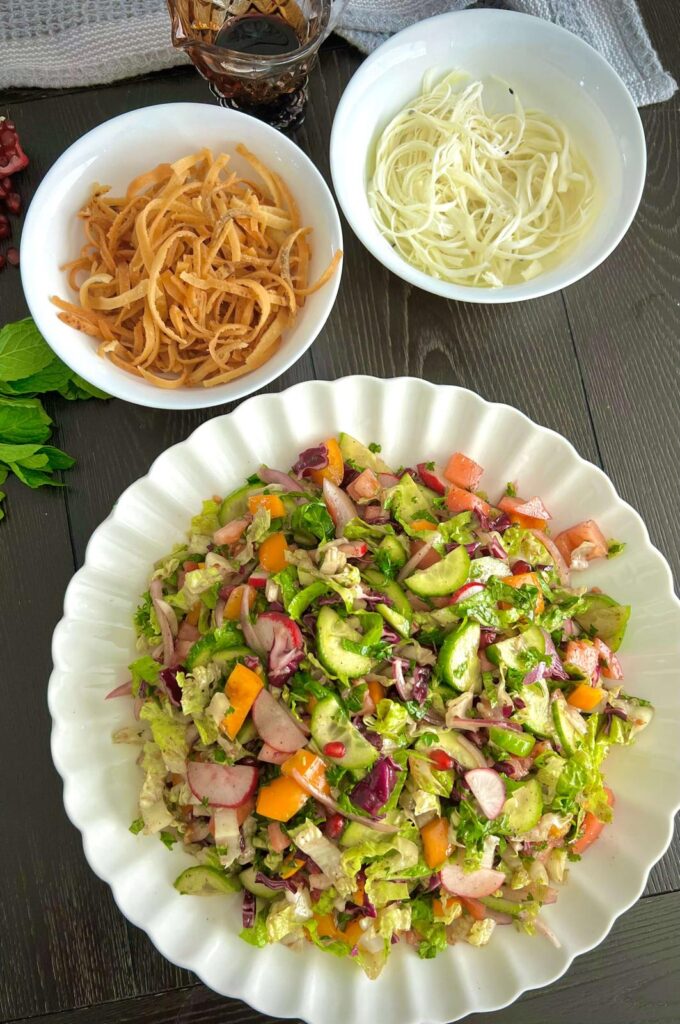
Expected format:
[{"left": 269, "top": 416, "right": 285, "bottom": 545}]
[
  {"left": 338, "top": 541, "right": 368, "bottom": 558},
  {"left": 248, "top": 569, "right": 270, "bottom": 589},
  {"left": 251, "top": 689, "right": 307, "bottom": 753},
  {"left": 465, "top": 768, "right": 506, "bottom": 819},
  {"left": 416, "top": 463, "right": 447, "bottom": 495},
  {"left": 322, "top": 478, "right": 357, "bottom": 537},
  {"left": 258, "top": 741, "right": 290, "bottom": 765},
  {"left": 255, "top": 611, "right": 305, "bottom": 687},
  {"left": 255, "top": 611, "right": 303, "bottom": 651},
  {"left": 449, "top": 581, "right": 485, "bottom": 604},
  {"left": 187, "top": 761, "right": 258, "bottom": 808},
  {"left": 440, "top": 864, "right": 505, "bottom": 898}
]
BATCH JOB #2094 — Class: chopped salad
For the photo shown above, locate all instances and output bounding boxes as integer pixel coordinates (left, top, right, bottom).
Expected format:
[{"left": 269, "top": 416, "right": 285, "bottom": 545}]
[{"left": 112, "top": 434, "right": 652, "bottom": 977}]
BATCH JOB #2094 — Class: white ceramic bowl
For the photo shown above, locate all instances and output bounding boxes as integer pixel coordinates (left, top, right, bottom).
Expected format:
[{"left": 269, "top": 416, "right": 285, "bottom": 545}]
[
  {"left": 21, "top": 103, "right": 342, "bottom": 409},
  {"left": 49, "top": 376, "right": 680, "bottom": 1023},
  {"left": 330, "top": 9, "right": 646, "bottom": 303}
]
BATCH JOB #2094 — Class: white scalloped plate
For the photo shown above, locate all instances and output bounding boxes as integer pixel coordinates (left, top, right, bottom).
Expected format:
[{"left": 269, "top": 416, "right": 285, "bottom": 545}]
[{"left": 49, "top": 377, "right": 680, "bottom": 1024}]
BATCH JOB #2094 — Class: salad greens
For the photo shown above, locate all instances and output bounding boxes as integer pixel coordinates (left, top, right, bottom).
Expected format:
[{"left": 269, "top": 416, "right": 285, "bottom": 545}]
[
  {"left": 116, "top": 433, "right": 651, "bottom": 977},
  {"left": 0, "top": 317, "right": 108, "bottom": 519}
]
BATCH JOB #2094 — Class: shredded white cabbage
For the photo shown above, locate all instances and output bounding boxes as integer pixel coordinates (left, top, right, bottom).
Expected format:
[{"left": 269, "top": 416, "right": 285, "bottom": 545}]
[{"left": 368, "top": 70, "right": 596, "bottom": 287}]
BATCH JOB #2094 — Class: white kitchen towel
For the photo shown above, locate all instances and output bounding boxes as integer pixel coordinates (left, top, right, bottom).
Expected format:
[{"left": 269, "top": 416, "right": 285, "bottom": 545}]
[{"left": 0, "top": 0, "right": 675, "bottom": 106}]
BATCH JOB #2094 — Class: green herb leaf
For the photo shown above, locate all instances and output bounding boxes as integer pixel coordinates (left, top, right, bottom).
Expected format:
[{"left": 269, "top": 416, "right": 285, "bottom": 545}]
[
  {"left": 129, "top": 818, "right": 144, "bottom": 835},
  {"left": 159, "top": 831, "right": 177, "bottom": 850},
  {"left": 0, "top": 318, "right": 56, "bottom": 382},
  {"left": 368, "top": 442, "right": 382, "bottom": 454},
  {"left": 291, "top": 499, "right": 335, "bottom": 543},
  {"left": 0, "top": 396, "right": 52, "bottom": 443}
]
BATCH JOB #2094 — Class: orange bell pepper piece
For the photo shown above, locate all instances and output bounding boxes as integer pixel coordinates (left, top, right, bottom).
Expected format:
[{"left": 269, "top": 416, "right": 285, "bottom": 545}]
[
  {"left": 314, "top": 914, "right": 344, "bottom": 941},
  {"left": 367, "top": 678, "right": 385, "bottom": 709},
  {"left": 411, "top": 518, "right": 437, "bottom": 533},
  {"left": 459, "top": 896, "right": 487, "bottom": 921},
  {"left": 222, "top": 663, "right": 263, "bottom": 739},
  {"left": 503, "top": 572, "right": 545, "bottom": 615},
  {"left": 248, "top": 493, "right": 286, "bottom": 518},
  {"left": 280, "top": 856, "right": 305, "bottom": 879},
  {"left": 256, "top": 776, "right": 308, "bottom": 821},
  {"left": 342, "top": 918, "right": 365, "bottom": 947},
  {"left": 281, "top": 749, "right": 330, "bottom": 795},
  {"left": 567, "top": 683, "right": 606, "bottom": 712},
  {"left": 186, "top": 601, "right": 201, "bottom": 627},
  {"left": 258, "top": 531, "right": 289, "bottom": 573},
  {"left": 224, "top": 584, "right": 256, "bottom": 621},
  {"left": 572, "top": 787, "right": 614, "bottom": 854},
  {"left": 309, "top": 437, "right": 344, "bottom": 486},
  {"left": 420, "top": 816, "right": 450, "bottom": 869}
]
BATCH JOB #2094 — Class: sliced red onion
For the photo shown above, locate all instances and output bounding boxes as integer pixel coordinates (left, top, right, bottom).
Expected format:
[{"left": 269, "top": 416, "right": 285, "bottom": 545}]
[
  {"left": 398, "top": 539, "right": 435, "bottom": 582},
  {"left": 242, "top": 890, "right": 256, "bottom": 929},
  {"left": 532, "top": 914, "right": 561, "bottom": 948},
  {"left": 322, "top": 478, "right": 357, "bottom": 537},
  {"left": 289, "top": 769, "right": 399, "bottom": 833},
  {"left": 155, "top": 598, "right": 178, "bottom": 637},
  {"left": 240, "top": 584, "right": 265, "bottom": 655},
  {"left": 541, "top": 629, "right": 569, "bottom": 680},
  {"left": 214, "top": 598, "right": 226, "bottom": 628},
  {"left": 529, "top": 530, "right": 570, "bottom": 584},
  {"left": 149, "top": 578, "right": 174, "bottom": 667},
  {"left": 159, "top": 667, "right": 182, "bottom": 706},
  {"left": 524, "top": 660, "right": 546, "bottom": 685},
  {"left": 105, "top": 680, "right": 132, "bottom": 699},
  {"left": 378, "top": 473, "right": 400, "bottom": 489},
  {"left": 293, "top": 444, "right": 328, "bottom": 478},
  {"left": 465, "top": 768, "right": 506, "bottom": 819},
  {"left": 258, "top": 465, "right": 305, "bottom": 492}
]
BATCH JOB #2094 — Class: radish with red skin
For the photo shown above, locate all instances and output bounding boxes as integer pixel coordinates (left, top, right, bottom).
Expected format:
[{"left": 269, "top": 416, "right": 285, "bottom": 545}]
[
  {"left": 187, "top": 761, "right": 258, "bottom": 808},
  {"left": 257, "top": 742, "right": 290, "bottom": 764},
  {"left": 416, "top": 463, "right": 447, "bottom": 494},
  {"left": 448, "top": 581, "right": 485, "bottom": 604},
  {"left": 441, "top": 864, "right": 505, "bottom": 898},
  {"left": 251, "top": 688, "right": 307, "bottom": 753},
  {"left": 465, "top": 768, "right": 506, "bottom": 819},
  {"left": 322, "top": 477, "right": 357, "bottom": 537}
]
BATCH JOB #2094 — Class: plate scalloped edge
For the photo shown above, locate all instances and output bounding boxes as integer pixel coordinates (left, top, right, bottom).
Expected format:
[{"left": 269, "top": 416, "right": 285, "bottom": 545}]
[{"left": 49, "top": 375, "right": 680, "bottom": 1024}]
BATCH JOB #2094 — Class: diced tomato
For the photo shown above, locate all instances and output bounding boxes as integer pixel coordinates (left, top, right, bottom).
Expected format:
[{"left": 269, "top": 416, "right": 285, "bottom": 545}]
[
  {"left": 410, "top": 538, "right": 442, "bottom": 569},
  {"left": 444, "top": 452, "right": 483, "bottom": 490},
  {"left": 563, "top": 640, "right": 600, "bottom": 681},
  {"left": 445, "top": 485, "right": 492, "bottom": 516},
  {"left": 347, "top": 468, "right": 381, "bottom": 501},
  {"left": 499, "top": 495, "right": 549, "bottom": 531},
  {"left": 459, "top": 896, "right": 487, "bottom": 921},
  {"left": 554, "top": 520, "right": 608, "bottom": 567},
  {"left": 267, "top": 822, "right": 291, "bottom": 852},
  {"left": 572, "top": 788, "right": 614, "bottom": 854},
  {"left": 416, "top": 463, "right": 447, "bottom": 495},
  {"left": 593, "top": 638, "right": 623, "bottom": 679},
  {"left": 213, "top": 517, "right": 249, "bottom": 546}
]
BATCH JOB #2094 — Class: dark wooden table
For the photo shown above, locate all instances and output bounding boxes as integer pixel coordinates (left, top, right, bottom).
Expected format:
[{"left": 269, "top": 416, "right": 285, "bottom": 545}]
[{"left": 1, "top": 5, "right": 679, "bottom": 1023}]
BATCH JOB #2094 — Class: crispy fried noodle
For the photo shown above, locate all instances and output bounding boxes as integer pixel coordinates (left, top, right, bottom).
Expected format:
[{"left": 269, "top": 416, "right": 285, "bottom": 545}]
[{"left": 51, "top": 146, "right": 342, "bottom": 388}]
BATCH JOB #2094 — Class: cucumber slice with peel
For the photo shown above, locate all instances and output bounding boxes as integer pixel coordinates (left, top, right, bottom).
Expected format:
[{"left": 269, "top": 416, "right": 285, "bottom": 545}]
[
  {"left": 316, "top": 606, "right": 375, "bottom": 678},
  {"left": 311, "top": 695, "right": 379, "bottom": 769},
  {"left": 405, "top": 545, "right": 470, "bottom": 598},
  {"left": 574, "top": 593, "right": 630, "bottom": 652},
  {"left": 239, "top": 866, "right": 277, "bottom": 899},
  {"left": 174, "top": 866, "right": 242, "bottom": 896},
  {"left": 502, "top": 778, "right": 543, "bottom": 834},
  {"left": 437, "top": 619, "right": 481, "bottom": 692}
]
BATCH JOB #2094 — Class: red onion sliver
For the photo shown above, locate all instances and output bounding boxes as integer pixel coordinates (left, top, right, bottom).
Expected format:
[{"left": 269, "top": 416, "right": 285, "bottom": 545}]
[{"left": 289, "top": 770, "right": 399, "bottom": 833}]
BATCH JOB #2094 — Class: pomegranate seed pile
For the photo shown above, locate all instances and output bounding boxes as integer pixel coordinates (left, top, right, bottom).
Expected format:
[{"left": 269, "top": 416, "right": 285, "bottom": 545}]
[{"left": 0, "top": 116, "right": 29, "bottom": 272}]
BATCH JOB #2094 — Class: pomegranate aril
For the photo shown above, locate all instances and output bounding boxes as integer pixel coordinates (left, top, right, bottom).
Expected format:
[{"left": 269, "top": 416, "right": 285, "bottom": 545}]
[
  {"left": 324, "top": 813, "right": 345, "bottom": 840},
  {"left": 430, "top": 749, "right": 455, "bottom": 771},
  {"left": 323, "top": 741, "right": 346, "bottom": 759},
  {"left": 6, "top": 247, "right": 19, "bottom": 267},
  {"left": 511, "top": 560, "right": 532, "bottom": 574},
  {"left": 5, "top": 193, "right": 20, "bottom": 215}
]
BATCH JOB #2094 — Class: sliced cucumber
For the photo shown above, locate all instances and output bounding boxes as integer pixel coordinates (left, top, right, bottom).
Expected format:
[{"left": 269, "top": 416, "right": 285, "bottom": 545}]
[
  {"left": 488, "top": 725, "right": 536, "bottom": 757},
  {"left": 287, "top": 580, "right": 331, "bottom": 621},
  {"left": 378, "top": 603, "right": 412, "bottom": 639},
  {"left": 486, "top": 624, "right": 545, "bottom": 672},
  {"left": 552, "top": 692, "right": 585, "bottom": 755},
  {"left": 363, "top": 570, "right": 413, "bottom": 618},
  {"left": 479, "top": 895, "right": 526, "bottom": 917},
  {"left": 502, "top": 778, "right": 543, "bottom": 834},
  {"left": 236, "top": 717, "right": 258, "bottom": 745},
  {"left": 239, "top": 866, "right": 277, "bottom": 899},
  {"left": 437, "top": 620, "right": 481, "bottom": 692},
  {"left": 218, "top": 482, "right": 264, "bottom": 526},
  {"left": 377, "top": 534, "right": 408, "bottom": 570},
  {"left": 535, "top": 751, "right": 566, "bottom": 803},
  {"left": 338, "top": 433, "right": 393, "bottom": 474},
  {"left": 511, "top": 679, "right": 554, "bottom": 737},
  {"left": 339, "top": 820, "right": 379, "bottom": 848},
  {"left": 186, "top": 629, "right": 250, "bottom": 672},
  {"left": 574, "top": 593, "right": 630, "bottom": 652},
  {"left": 405, "top": 545, "right": 470, "bottom": 598},
  {"left": 174, "top": 865, "right": 242, "bottom": 896},
  {"left": 387, "top": 473, "right": 436, "bottom": 526},
  {"left": 416, "top": 728, "right": 486, "bottom": 770},
  {"left": 311, "top": 695, "right": 379, "bottom": 769},
  {"left": 315, "top": 606, "right": 375, "bottom": 679}
]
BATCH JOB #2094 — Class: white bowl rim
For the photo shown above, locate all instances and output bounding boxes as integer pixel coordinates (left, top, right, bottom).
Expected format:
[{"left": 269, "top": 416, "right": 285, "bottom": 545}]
[
  {"left": 330, "top": 8, "right": 647, "bottom": 304},
  {"left": 48, "top": 374, "right": 680, "bottom": 1023},
  {"left": 21, "top": 102, "right": 343, "bottom": 410}
]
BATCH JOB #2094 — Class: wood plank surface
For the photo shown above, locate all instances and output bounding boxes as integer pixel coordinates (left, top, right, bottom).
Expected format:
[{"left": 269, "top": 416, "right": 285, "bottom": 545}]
[
  {"left": 0, "top": 1, "right": 678, "bottom": 1021},
  {"left": 8, "top": 891, "right": 680, "bottom": 1024}
]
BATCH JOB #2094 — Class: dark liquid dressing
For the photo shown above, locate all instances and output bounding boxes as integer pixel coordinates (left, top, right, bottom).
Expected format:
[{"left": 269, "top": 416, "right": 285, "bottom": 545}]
[{"left": 215, "top": 14, "right": 300, "bottom": 56}]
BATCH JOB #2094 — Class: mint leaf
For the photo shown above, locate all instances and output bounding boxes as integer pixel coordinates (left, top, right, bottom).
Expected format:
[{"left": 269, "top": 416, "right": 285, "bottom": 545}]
[
  {"left": 0, "top": 318, "right": 56, "bottom": 382},
  {"left": 0, "top": 491, "right": 5, "bottom": 520},
  {"left": 68, "top": 374, "right": 110, "bottom": 400},
  {"left": 0, "top": 441, "right": 43, "bottom": 463},
  {"left": 39, "top": 445, "right": 76, "bottom": 470},
  {"left": 2, "top": 359, "right": 72, "bottom": 395},
  {"left": 8, "top": 463, "right": 63, "bottom": 488},
  {"left": 0, "top": 396, "right": 52, "bottom": 443}
]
